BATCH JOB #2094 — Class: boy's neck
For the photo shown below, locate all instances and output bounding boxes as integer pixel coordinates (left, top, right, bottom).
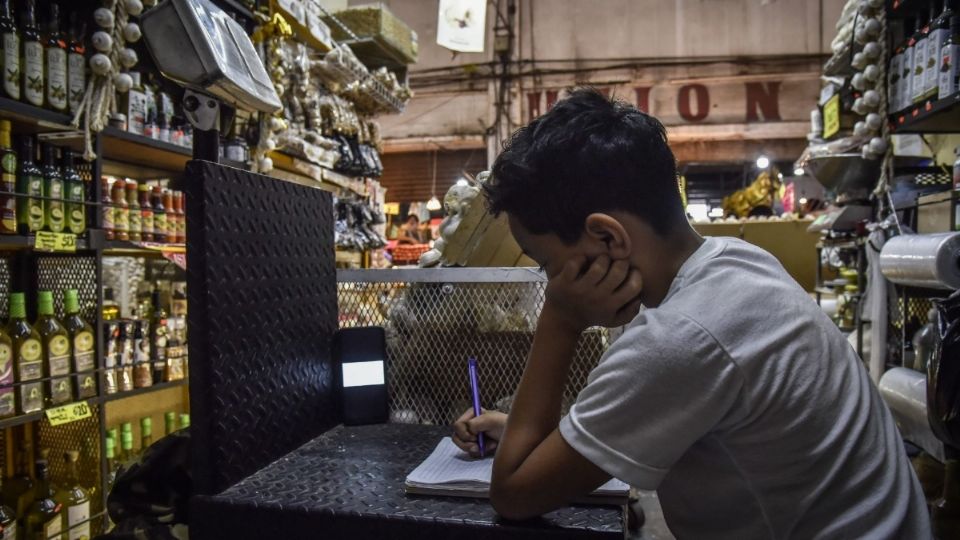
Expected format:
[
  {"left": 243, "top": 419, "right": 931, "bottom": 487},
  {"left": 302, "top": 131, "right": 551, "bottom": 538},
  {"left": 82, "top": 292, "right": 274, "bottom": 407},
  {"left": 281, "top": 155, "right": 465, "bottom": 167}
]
[{"left": 639, "top": 227, "right": 704, "bottom": 308}]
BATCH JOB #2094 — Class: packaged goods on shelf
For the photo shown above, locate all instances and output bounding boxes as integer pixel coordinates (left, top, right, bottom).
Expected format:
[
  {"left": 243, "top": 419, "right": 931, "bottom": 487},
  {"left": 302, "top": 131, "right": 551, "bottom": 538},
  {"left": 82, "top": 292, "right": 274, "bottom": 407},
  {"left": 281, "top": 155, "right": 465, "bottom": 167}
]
[{"left": 324, "top": 3, "right": 419, "bottom": 65}]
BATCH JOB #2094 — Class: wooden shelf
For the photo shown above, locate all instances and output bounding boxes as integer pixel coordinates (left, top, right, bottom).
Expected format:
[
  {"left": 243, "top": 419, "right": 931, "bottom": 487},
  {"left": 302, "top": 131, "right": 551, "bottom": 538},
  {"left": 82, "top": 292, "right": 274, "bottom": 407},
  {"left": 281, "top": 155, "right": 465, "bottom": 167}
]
[
  {"left": 0, "top": 96, "right": 74, "bottom": 133},
  {"left": 102, "top": 239, "right": 185, "bottom": 256},
  {"left": 0, "top": 233, "right": 91, "bottom": 252},
  {"left": 890, "top": 92, "right": 960, "bottom": 134},
  {"left": 101, "top": 127, "right": 193, "bottom": 175},
  {"left": 99, "top": 379, "right": 188, "bottom": 404}
]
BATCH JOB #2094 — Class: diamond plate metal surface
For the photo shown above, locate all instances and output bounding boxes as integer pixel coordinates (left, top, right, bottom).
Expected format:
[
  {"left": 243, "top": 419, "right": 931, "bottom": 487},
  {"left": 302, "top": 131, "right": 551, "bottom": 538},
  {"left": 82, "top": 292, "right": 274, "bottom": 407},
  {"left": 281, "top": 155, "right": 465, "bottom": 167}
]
[
  {"left": 337, "top": 269, "right": 612, "bottom": 426},
  {"left": 185, "top": 161, "right": 339, "bottom": 496},
  {"left": 193, "top": 424, "right": 624, "bottom": 540}
]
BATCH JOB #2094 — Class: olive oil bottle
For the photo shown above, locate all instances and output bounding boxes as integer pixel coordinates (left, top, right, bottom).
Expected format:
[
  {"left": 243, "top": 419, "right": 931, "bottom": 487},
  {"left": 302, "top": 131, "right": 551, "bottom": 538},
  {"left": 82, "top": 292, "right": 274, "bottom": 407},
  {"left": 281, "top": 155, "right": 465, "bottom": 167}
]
[
  {"left": 65, "top": 12, "right": 84, "bottom": 114},
  {"left": 24, "top": 456, "right": 61, "bottom": 540},
  {"left": 64, "top": 290, "right": 95, "bottom": 400},
  {"left": 19, "top": 0, "right": 42, "bottom": 108},
  {"left": 61, "top": 149, "right": 84, "bottom": 235},
  {"left": 0, "top": 119, "right": 15, "bottom": 234},
  {"left": 8, "top": 292, "right": 42, "bottom": 413},
  {"left": 53, "top": 451, "right": 89, "bottom": 540},
  {"left": 35, "top": 290, "right": 72, "bottom": 406},
  {"left": 0, "top": 0, "right": 20, "bottom": 101},
  {"left": 0, "top": 304, "right": 14, "bottom": 418},
  {"left": 40, "top": 143, "right": 63, "bottom": 233},
  {"left": 16, "top": 136, "right": 42, "bottom": 234},
  {"left": 43, "top": 3, "right": 66, "bottom": 112}
]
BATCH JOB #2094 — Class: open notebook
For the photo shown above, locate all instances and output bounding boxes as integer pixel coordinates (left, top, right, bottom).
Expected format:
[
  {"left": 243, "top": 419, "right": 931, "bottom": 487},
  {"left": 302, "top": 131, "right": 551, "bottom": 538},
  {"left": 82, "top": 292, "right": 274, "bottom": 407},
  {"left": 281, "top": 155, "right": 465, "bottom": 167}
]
[{"left": 405, "top": 437, "right": 630, "bottom": 505}]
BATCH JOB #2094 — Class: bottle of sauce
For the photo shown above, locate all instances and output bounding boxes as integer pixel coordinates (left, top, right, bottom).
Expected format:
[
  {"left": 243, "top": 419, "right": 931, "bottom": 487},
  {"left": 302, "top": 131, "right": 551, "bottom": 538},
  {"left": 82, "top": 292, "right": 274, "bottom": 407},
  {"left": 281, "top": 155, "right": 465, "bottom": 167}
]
[
  {"left": 150, "top": 289, "right": 168, "bottom": 384},
  {"left": 0, "top": 0, "right": 21, "bottom": 101},
  {"left": 138, "top": 183, "right": 153, "bottom": 242},
  {"left": 163, "top": 189, "right": 175, "bottom": 243},
  {"left": 62, "top": 149, "right": 84, "bottom": 235},
  {"left": 132, "top": 320, "right": 151, "bottom": 388},
  {"left": 16, "top": 136, "right": 43, "bottom": 234},
  {"left": 100, "top": 177, "right": 113, "bottom": 239},
  {"left": 111, "top": 178, "right": 128, "bottom": 241},
  {"left": 40, "top": 143, "right": 64, "bottom": 233},
  {"left": 173, "top": 190, "right": 185, "bottom": 243},
  {"left": 152, "top": 185, "right": 165, "bottom": 244},
  {"left": 0, "top": 120, "right": 16, "bottom": 234},
  {"left": 126, "top": 180, "right": 140, "bottom": 242},
  {"left": 20, "top": 0, "right": 43, "bottom": 108},
  {"left": 43, "top": 2, "right": 67, "bottom": 112}
]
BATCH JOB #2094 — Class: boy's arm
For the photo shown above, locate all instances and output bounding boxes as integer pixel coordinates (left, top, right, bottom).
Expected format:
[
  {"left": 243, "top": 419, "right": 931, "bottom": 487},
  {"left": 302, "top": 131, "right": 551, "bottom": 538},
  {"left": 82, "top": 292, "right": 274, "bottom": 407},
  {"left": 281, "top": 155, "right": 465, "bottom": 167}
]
[{"left": 490, "top": 256, "right": 643, "bottom": 520}]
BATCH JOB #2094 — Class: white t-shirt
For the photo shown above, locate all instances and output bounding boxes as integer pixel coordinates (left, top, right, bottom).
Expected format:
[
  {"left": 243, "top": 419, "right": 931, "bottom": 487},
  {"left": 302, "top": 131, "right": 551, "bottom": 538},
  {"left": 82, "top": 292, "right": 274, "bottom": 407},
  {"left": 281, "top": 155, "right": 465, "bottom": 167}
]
[{"left": 559, "top": 237, "right": 931, "bottom": 540}]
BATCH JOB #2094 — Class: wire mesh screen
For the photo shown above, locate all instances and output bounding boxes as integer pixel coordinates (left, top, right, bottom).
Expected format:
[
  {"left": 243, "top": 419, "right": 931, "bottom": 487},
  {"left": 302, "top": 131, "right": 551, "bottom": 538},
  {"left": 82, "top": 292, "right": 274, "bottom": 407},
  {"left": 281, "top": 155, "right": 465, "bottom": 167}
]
[
  {"left": 887, "top": 286, "right": 944, "bottom": 370},
  {"left": 337, "top": 269, "right": 612, "bottom": 426},
  {"left": 36, "top": 256, "right": 98, "bottom": 323},
  {"left": 0, "top": 257, "right": 9, "bottom": 318}
]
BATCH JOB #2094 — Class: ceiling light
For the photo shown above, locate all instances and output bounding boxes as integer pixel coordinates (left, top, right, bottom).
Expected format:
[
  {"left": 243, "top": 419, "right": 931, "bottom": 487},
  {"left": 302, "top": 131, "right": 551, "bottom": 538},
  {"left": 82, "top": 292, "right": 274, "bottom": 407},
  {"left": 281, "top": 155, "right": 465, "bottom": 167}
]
[
  {"left": 426, "top": 196, "right": 442, "bottom": 211},
  {"left": 756, "top": 156, "right": 770, "bottom": 169},
  {"left": 794, "top": 167, "right": 805, "bottom": 176}
]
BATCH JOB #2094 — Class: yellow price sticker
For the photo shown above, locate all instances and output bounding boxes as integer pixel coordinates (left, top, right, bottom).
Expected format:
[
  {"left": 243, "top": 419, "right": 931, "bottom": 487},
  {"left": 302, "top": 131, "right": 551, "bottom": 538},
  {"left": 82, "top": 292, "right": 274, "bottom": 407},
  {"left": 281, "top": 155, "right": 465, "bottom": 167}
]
[
  {"left": 34, "top": 231, "right": 77, "bottom": 253},
  {"left": 45, "top": 401, "right": 91, "bottom": 426},
  {"left": 822, "top": 94, "right": 840, "bottom": 139},
  {"left": 383, "top": 203, "right": 400, "bottom": 216}
]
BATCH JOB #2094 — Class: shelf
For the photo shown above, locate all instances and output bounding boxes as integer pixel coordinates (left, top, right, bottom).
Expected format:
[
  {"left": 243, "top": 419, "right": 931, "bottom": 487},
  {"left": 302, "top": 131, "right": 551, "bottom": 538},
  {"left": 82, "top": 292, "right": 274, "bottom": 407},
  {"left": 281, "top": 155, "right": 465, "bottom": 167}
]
[
  {"left": 0, "top": 410, "right": 46, "bottom": 430},
  {"left": 0, "top": 233, "right": 91, "bottom": 252},
  {"left": 99, "top": 379, "right": 188, "bottom": 404},
  {"left": 890, "top": 92, "right": 960, "bottom": 133},
  {"left": 269, "top": 151, "right": 367, "bottom": 195},
  {"left": 102, "top": 240, "right": 186, "bottom": 256},
  {"left": 101, "top": 127, "right": 193, "bottom": 175},
  {"left": 0, "top": 96, "right": 73, "bottom": 133}
]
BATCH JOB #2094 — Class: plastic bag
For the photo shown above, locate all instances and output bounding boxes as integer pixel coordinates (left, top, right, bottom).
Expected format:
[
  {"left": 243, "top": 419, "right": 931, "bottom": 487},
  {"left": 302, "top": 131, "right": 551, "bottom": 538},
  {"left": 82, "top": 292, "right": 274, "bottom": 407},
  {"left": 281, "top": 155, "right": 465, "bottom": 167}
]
[{"left": 927, "top": 289, "right": 960, "bottom": 449}]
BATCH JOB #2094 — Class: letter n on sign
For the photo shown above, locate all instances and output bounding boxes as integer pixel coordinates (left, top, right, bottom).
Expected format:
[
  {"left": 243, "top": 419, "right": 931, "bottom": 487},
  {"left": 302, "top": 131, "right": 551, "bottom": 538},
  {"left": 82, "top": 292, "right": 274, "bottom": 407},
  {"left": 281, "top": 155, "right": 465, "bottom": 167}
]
[
  {"left": 745, "top": 81, "right": 782, "bottom": 121},
  {"left": 678, "top": 84, "right": 709, "bottom": 122}
]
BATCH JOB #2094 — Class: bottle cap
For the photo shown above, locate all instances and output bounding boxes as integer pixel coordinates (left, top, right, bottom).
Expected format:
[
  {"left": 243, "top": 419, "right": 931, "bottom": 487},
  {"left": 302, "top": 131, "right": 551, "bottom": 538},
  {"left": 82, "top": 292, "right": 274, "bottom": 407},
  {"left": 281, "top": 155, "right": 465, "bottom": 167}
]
[
  {"left": 9, "top": 292, "right": 25, "bottom": 319},
  {"left": 64, "top": 289, "right": 79, "bottom": 314},
  {"left": 105, "top": 440, "right": 115, "bottom": 459},
  {"left": 37, "top": 291, "right": 54, "bottom": 316},
  {"left": 108, "top": 427, "right": 118, "bottom": 441},
  {"left": 179, "top": 413, "right": 190, "bottom": 428},
  {"left": 121, "top": 431, "right": 133, "bottom": 450},
  {"left": 141, "top": 417, "right": 152, "bottom": 436},
  {"left": 121, "top": 421, "right": 132, "bottom": 434}
]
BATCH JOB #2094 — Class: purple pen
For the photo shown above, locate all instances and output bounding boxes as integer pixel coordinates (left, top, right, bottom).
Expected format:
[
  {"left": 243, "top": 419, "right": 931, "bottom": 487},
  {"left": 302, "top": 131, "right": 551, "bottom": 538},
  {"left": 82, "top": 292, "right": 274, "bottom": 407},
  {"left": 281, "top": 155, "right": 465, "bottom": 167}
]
[{"left": 468, "top": 357, "right": 485, "bottom": 457}]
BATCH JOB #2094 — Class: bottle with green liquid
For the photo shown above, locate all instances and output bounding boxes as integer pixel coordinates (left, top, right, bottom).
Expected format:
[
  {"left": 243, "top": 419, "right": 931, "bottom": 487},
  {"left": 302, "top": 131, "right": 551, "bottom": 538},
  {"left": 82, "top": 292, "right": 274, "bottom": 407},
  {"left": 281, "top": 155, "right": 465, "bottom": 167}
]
[
  {"left": 7, "top": 292, "right": 42, "bottom": 413},
  {"left": 35, "top": 290, "right": 72, "bottom": 406},
  {"left": 40, "top": 143, "right": 63, "bottom": 233},
  {"left": 0, "top": 301, "right": 14, "bottom": 418},
  {"left": 16, "top": 136, "right": 43, "bottom": 234},
  {"left": 62, "top": 149, "right": 84, "bottom": 235},
  {"left": 0, "top": 119, "right": 16, "bottom": 235},
  {"left": 64, "top": 289, "right": 95, "bottom": 399}
]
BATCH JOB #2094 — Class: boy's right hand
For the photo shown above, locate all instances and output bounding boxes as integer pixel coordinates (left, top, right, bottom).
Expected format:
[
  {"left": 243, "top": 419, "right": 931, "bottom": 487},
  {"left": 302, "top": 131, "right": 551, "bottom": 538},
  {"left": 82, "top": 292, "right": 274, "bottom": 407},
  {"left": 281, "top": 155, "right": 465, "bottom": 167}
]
[
  {"left": 452, "top": 408, "right": 507, "bottom": 457},
  {"left": 543, "top": 255, "right": 644, "bottom": 332}
]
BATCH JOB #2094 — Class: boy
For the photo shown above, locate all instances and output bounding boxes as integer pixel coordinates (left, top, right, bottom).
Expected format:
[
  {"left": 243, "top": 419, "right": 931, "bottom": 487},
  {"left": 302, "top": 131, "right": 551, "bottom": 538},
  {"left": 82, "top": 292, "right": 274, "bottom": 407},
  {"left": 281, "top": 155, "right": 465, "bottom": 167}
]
[{"left": 451, "top": 89, "right": 931, "bottom": 538}]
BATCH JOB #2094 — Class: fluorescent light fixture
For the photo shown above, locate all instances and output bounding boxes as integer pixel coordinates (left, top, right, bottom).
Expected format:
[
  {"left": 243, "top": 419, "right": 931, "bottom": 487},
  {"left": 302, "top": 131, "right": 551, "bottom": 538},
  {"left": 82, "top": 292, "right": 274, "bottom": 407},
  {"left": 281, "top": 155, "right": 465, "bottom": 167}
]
[
  {"left": 794, "top": 167, "right": 805, "bottom": 176},
  {"left": 342, "top": 360, "right": 385, "bottom": 388},
  {"left": 756, "top": 156, "right": 770, "bottom": 169}
]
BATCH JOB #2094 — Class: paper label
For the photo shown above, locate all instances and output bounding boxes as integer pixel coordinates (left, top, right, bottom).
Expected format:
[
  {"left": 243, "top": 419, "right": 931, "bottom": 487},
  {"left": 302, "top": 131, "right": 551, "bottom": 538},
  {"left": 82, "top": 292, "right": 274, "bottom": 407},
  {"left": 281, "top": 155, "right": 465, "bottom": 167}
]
[
  {"left": 67, "top": 52, "right": 85, "bottom": 113},
  {"left": 46, "top": 47, "right": 67, "bottom": 110},
  {"left": 822, "top": 94, "right": 840, "bottom": 139},
  {"left": 928, "top": 29, "right": 948, "bottom": 96},
  {"left": 1, "top": 150, "right": 14, "bottom": 233},
  {"left": 0, "top": 343, "right": 13, "bottom": 417},
  {"left": 43, "top": 513, "right": 61, "bottom": 538},
  {"left": 34, "top": 231, "right": 76, "bottom": 252},
  {"left": 126, "top": 90, "right": 147, "bottom": 135},
  {"left": 23, "top": 41, "right": 43, "bottom": 106},
  {"left": 913, "top": 38, "right": 928, "bottom": 101},
  {"left": 25, "top": 174, "right": 43, "bottom": 231},
  {"left": 45, "top": 401, "right": 91, "bottom": 426},
  {"left": 2, "top": 33, "right": 19, "bottom": 99},
  {"left": 66, "top": 500, "right": 89, "bottom": 540},
  {"left": 901, "top": 51, "right": 913, "bottom": 109}
]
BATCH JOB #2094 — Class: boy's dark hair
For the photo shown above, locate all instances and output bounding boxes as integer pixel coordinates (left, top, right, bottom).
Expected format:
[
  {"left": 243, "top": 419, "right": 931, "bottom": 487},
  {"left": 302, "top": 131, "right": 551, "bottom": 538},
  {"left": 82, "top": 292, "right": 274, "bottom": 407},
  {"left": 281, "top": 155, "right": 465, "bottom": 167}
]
[{"left": 485, "top": 88, "right": 685, "bottom": 243}]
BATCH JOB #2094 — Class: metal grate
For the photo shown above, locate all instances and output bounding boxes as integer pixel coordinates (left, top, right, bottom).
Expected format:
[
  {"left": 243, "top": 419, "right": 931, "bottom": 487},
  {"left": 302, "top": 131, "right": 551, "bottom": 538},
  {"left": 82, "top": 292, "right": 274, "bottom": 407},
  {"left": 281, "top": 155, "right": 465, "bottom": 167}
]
[
  {"left": 0, "top": 257, "right": 9, "bottom": 318},
  {"left": 36, "top": 256, "right": 98, "bottom": 324},
  {"left": 337, "top": 269, "right": 612, "bottom": 426},
  {"left": 913, "top": 171, "right": 952, "bottom": 186}
]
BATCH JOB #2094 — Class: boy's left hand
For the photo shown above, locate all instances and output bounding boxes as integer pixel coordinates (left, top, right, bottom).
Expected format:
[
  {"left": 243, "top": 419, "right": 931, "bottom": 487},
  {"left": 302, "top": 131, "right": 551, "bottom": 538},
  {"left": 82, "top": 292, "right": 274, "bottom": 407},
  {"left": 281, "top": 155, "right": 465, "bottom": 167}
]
[{"left": 543, "top": 255, "right": 644, "bottom": 331}]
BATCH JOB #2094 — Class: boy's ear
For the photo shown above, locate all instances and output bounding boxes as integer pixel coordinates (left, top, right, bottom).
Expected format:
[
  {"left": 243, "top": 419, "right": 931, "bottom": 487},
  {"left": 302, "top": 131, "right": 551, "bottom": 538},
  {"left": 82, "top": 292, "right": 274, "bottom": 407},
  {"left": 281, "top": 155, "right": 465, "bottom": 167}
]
[{"left": 583, "top": 213, "right": 631, "bottom": 259}]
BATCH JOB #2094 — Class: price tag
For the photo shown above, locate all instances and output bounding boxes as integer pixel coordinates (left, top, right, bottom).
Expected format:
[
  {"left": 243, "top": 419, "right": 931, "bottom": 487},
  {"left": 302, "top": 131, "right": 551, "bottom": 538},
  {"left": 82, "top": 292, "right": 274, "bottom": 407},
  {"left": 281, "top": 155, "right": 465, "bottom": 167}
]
[
  {"left": 822, "top": 94, "right": 840, "bottom": 139},
  {"left": 45, "top": 401, "right": 92, "bottom": 426},
  {"left": 34, "top": 231, "right": 77, "bottom": 253}
]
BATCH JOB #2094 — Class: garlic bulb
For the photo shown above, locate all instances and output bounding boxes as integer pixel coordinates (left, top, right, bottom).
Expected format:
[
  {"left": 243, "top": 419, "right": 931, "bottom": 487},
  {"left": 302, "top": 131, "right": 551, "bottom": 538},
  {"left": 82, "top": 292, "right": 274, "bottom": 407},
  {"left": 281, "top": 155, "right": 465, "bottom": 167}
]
[
  {"left": 90, "top": 53, "right": 113, "bottom": 75},
  {"left": 119, "top": 48, "right": 138, "bottom": 69},
  {"left": 114, "top": 73, "right": 134, "bottom": 93},
  {"left": 124, "top": 0, "right": 144, "bottom": 16},
  {"left": 91, "top": 31, "right": 113, "bottom": 52},
  {"left": 122, "top": 22, "right": 142, "bottom": 43},
  {"left": 93, "top": 7, "right": 115, "bottom": 28}
]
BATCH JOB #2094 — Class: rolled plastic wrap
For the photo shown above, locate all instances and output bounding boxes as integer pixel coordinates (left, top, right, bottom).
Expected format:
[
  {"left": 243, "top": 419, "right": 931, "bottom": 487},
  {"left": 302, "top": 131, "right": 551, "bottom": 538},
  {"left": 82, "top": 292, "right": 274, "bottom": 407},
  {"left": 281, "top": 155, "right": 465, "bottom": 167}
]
[
  {"left": 879, "top": 233, "right": 960, "bottom": 290},
  {"left": 879, "top": 367, "right": 945, "bottom": 462}
]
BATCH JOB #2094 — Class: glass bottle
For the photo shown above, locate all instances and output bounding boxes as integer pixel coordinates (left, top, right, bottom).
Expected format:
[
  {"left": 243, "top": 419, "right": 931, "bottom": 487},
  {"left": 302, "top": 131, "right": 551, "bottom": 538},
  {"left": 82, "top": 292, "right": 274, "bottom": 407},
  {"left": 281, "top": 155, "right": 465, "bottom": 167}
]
[
  {"left": 0, "top": 306, "right": 13, "bottom": 418},
  {"left": 43, "top": 2, "right": 66, "bottom": 112},
  {"left": 138, "top": 183, "right": 152, "bottom": 242},
  {"left": 0, "top": 119, "right": 16, "bottom": 234},
  {"left": 164, "top": 411, "right": 176, "bottom": 436},
  {"left": 941, "top": 15, "right": 960, "bottom": 98},
  {"left": 104, "top": 436, "right": 117, "bottom": 489},
  {"left": 19, "top": 0, "right": 42, "bottom": 108},
  {"left": 163, "top": 190, "right": 175, "bottom": 243},
  {"left": 179, "top": 413, "right": 190, "bottom": 430},
  {"left": 914, "top": 11, "right": 932, "bottom": 104},
  {"left": 150, "top": 290, "right": 168, "bottom": 384},
  {"left": 35, "top": 290, "right": 71, "bottom": 406},
  {"left": 0, "top": 0, "right": 20, "bottom": 101},
  {"left": 0, "top": 474, "right": 15, "bottom": 540},
  {"left": 2, "top": 441, "right": 33, "bottom": 521},
  {"left": 120, "top": 424, "right": 134, "bottom": 464},
  {"left": 117, "top": 321, "right": 132, "bottom": 392},
  {"left": 16, "top": 136, "right": 43, "bottom": 234},
  {"left": 126, "top": 180, "right": 140, "bottom": 242},
  {"left": 40, "top": 143, "right": 63, "bottom": 233},
  {"left": 63, "top": 289, "right": 95, "bottom": 400},
  {"left": 53, "top": 451, "right": 88, "bottom": 540},
  {"left": 61, "top": 150, "right": 84, "bottom": 235},
  {"left": 110, "top": 178, "right": 127, "bottom": 241},
  {"left": 132, "top": 320, "right": 151, "bottom": 388},
  {"left": 102, "top": 322, "right": 117, "bottom": 395},
  {"left": 904, "top": 18, "right": 918, "bottom": 109},
  {"left": 101, "top": 287, "right": 119, "bottom": 321},
  {"left": 24, "top": 457, "right": 61, "bottom": 540},
  {"left": 8, "top": 292, "right": 42, "bottom": 413},
  {"left": 65, "top": 12, "right": 84, "bottom": 114},
  {"left": 151, "top": 186, "right": 165, "bottom": 243},
  {"left": 140, "top": 417, "right": 152, "bottom": 454},
  {"left": 174, "top": 191, "right": 185, "bottom": 243},
  {"left": 929, "top": 0, "right": 955, "bottom": 98},
  {"left": 100, "top": 177, "right": 112, "bottom": 240}
]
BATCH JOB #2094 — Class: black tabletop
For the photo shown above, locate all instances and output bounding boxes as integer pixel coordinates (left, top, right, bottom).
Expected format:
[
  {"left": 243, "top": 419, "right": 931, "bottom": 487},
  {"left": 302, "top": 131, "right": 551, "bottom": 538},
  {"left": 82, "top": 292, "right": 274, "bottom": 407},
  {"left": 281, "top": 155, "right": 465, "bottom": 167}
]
[{"left": 192, "top": 423, "right": 625, "bottom": 539}]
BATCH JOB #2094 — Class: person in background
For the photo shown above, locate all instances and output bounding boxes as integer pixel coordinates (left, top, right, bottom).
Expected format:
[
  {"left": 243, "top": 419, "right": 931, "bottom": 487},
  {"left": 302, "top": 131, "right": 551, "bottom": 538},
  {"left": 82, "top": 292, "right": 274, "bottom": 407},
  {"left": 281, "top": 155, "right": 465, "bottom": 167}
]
[
  {"left": 396, "top": 214, "right": 429, "bottom": 244},
  {"left": 451, "top": 88, "right": 931, "bottom": 539}
]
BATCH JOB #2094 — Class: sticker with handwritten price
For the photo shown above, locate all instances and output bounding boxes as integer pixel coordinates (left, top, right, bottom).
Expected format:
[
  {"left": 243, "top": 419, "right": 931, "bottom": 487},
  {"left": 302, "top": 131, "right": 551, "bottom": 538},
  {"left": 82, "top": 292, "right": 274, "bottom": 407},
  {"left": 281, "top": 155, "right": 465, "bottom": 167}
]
[
  {"left": 34, "top": 231, "right": 77, "bottom": 253},
  {"left": 45, "top": 401, "right": 91, "bottom": 426}
]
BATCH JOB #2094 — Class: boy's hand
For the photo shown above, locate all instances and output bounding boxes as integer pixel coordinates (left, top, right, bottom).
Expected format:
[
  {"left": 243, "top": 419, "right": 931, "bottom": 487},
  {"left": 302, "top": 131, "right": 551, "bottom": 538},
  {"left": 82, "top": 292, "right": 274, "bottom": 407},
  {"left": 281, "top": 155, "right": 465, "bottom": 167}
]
[
  {"left": 452, "top": 408, "right": 507, "bottom": 457},
  {"left": 543, "top": 255, "right": 643, "bottom": 332}
]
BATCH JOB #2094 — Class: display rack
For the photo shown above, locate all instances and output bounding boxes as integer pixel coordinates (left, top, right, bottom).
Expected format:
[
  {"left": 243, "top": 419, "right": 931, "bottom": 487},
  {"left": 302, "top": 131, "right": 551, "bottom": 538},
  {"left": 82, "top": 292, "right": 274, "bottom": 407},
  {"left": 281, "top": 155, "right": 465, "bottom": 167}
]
[{"left": 890, "top": 92, "right": 960, "bottom": 133}]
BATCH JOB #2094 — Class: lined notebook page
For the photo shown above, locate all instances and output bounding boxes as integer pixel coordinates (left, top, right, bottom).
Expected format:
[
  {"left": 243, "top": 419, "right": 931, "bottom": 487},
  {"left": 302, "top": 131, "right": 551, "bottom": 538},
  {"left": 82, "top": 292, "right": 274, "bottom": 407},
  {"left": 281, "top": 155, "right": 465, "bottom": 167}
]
[{"left": 406, "top": 437, "right": 630, "bottom": 494}]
